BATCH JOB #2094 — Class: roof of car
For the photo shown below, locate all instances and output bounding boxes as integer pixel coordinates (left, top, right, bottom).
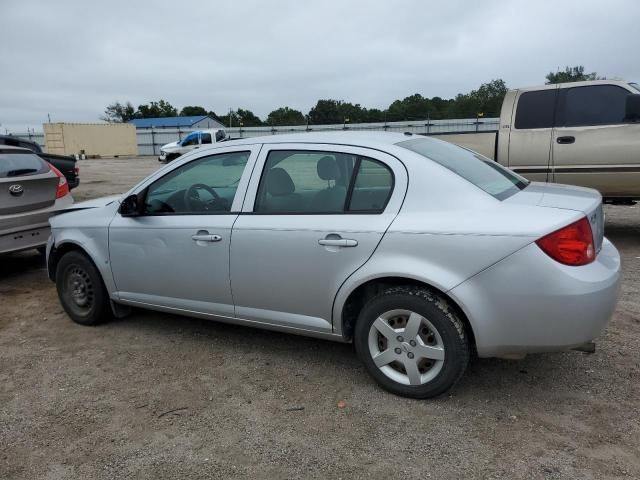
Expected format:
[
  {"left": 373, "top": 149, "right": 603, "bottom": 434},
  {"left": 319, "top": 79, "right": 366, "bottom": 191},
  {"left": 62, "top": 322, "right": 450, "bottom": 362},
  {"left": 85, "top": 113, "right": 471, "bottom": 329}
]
[
  {"left": 223, "top": 131, "right": 417, "bottom": 148},
  {"left": 0, "top": 145, "right": 33, "bottom": 152}
]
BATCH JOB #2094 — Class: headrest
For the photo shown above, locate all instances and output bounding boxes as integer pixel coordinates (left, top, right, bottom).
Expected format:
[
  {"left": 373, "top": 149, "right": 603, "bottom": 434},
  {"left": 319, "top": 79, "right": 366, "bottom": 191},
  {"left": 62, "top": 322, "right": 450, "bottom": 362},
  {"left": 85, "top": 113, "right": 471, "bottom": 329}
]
[
  {"left": 266, "top": 167, "right": 295, "bottom": 196},
  {"left": 317, "top": 156, "right": 339, "bottom": 181}
]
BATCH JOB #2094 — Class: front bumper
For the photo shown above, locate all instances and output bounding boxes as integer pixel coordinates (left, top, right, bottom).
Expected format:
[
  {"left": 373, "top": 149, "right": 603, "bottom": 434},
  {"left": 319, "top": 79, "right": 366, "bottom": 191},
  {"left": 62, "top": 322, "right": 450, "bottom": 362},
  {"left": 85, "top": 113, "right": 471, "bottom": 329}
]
[{"left": 450, "top": 238, "right": 622, "bottom": 357}]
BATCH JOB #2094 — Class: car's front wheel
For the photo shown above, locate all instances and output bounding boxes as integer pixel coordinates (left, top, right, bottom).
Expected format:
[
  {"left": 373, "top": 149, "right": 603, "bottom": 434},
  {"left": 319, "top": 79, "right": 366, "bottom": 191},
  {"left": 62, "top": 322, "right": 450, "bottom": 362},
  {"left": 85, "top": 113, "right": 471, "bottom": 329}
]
[
  {"left": 55, "top": 251, "right": 111, "bottom": 326},
  {"left": 354, "top": 286, "right": 470, "bottom": 399}
]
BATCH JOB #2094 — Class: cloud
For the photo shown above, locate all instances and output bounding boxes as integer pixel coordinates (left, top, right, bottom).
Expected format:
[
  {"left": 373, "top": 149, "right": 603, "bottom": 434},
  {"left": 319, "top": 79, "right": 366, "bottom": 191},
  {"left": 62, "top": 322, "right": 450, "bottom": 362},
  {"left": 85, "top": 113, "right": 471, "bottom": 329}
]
[{"left": 1, "top": 0, "right": 638, "bottom": 131}]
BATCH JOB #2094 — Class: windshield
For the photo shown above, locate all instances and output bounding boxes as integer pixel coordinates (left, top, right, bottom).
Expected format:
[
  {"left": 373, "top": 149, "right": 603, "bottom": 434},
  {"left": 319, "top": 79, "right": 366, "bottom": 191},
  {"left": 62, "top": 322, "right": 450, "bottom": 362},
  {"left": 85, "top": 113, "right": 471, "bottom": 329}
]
[
  {"left": 398, "top": 137, "right": 529, "bottom": 200},
  {"left": 630, "top": 83, "right": 640, "bottom": 93}
]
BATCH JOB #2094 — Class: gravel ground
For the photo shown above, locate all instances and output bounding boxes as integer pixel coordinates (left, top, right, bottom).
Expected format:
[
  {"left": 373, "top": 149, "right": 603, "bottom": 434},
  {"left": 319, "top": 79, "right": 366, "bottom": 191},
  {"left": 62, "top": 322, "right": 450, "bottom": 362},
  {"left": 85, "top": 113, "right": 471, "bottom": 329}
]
[{"left": 1, "top": 157, "right": 639, "bottom": 479}]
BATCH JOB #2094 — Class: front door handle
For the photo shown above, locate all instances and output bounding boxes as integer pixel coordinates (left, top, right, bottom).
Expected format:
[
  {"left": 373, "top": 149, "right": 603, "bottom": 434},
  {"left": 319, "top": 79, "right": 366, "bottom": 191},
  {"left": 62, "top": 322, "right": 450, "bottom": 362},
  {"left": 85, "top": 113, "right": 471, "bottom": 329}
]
[
  {"left": 192, "top": 231, "right": 222, "bottom": 242},
  {"left": 318, "top": 235, "right": 358, "bottom": 247},
  {"left": 557, "top": 136, "right": 575, "bottom": 144}
]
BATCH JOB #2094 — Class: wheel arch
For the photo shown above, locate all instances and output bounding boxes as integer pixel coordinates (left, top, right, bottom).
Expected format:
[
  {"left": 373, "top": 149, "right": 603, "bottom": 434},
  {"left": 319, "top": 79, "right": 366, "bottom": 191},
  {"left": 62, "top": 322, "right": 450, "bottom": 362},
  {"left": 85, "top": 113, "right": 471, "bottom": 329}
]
[
  {"left": 335, "top": 275, "right": 477, "bottom": 353},
  {"left": 48, "top": 240, "right": 96, "bottom": 280}
]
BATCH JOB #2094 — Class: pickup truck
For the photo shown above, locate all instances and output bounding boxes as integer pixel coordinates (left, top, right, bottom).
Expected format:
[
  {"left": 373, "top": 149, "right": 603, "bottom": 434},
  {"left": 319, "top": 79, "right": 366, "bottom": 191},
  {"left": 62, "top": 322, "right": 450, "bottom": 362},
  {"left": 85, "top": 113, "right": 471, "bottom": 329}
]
[
  {"left": 441, "top": 80, "right": 640, "bottom": 203},
  {"left": 0, "top": 134, "right": 79, "bottom": 189},
  {"left": 158, "top": 128, "right": 228, "bottom": 162}
]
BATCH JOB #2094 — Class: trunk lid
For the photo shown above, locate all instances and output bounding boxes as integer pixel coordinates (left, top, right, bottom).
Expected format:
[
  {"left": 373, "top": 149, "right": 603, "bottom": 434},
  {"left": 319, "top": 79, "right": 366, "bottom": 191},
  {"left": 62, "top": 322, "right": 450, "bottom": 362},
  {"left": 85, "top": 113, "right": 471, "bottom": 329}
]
[
  {"left": 0, "top": 172, "right": 59, "bottom": 215},
  {"left": 505, "top": 182, "right": 604, "bottom": 252}
]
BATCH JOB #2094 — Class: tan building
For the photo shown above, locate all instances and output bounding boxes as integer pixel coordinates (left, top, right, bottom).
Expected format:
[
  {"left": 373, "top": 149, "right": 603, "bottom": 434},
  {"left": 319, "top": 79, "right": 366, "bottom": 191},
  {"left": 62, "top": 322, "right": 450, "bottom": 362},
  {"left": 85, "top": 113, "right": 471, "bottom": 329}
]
[{"left": 43, "top": 122, "right": 137, "bottom": 157}]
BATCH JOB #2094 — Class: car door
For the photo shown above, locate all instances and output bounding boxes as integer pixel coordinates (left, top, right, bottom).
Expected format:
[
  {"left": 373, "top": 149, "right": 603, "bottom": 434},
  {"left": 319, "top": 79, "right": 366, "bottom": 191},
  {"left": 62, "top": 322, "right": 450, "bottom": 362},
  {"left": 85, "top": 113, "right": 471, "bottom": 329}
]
[
  {"left": 108, "top": 145, "right": 260, "bottom": 317},
  {"left": 229, "top": 143, "right": 407, "bottom": 334},
  {"left": 506, "top": 86, "right": 558, "bottom": 182},
  {"left": 552, "top": 84, "right": 640, "bottom": 197}
]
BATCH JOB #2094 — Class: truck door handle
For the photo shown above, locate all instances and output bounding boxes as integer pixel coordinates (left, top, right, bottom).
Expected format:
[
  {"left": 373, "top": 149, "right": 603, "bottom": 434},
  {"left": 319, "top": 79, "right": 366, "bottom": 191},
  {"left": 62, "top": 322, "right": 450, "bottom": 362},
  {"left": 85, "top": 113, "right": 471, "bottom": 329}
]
[
  {"left": 192, "top": 231, "right": 222, "bottom": 242},
  {"left": 318, "top": 235, "right": 358, "bottom": 247},
  {"left": 557, "top": 136, "right": 575, "bottom": 144}
]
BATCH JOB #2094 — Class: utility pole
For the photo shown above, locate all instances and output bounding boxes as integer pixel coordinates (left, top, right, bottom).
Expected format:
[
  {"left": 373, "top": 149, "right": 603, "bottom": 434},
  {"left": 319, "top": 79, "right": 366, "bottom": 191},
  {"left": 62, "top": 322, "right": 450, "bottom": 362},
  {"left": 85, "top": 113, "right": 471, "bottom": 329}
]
[
  {"left": 229, "top": 108, "right": 232, "bottom": 128},
  {"left": 47, "top": 113, "right": 51, "bottom": 123}
]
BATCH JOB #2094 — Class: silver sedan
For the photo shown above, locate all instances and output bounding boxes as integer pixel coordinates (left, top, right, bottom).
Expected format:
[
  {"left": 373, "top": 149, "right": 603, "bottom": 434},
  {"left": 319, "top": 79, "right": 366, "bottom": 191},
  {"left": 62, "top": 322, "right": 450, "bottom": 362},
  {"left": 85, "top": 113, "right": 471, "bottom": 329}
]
[{"left": 47, "top": 132, "right": 621, "bottom": 398}]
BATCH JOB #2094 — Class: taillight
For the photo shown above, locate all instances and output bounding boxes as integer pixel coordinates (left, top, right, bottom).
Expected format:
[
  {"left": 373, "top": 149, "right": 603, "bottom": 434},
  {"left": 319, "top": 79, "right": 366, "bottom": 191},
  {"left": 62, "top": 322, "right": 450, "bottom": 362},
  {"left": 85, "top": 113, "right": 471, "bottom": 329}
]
[
  {"left": 49, "top": 164, "right": 69, "bottom": 199},
  {"left": 536, "top": 217, "right": 595, "bottom": 266}
]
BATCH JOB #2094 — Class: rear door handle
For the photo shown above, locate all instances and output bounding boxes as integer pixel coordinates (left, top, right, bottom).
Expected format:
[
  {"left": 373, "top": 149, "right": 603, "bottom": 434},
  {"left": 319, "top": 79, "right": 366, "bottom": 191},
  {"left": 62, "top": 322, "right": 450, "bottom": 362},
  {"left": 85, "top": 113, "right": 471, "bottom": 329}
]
[
  {"left": 192, "top": 231, "right": 221, "bottom": 242},
  {"left": 556, "top": 136, "right": 575, "bottom": 144},
  {"left": 318, "top": 235, "right": 358, "bottom": 247}
]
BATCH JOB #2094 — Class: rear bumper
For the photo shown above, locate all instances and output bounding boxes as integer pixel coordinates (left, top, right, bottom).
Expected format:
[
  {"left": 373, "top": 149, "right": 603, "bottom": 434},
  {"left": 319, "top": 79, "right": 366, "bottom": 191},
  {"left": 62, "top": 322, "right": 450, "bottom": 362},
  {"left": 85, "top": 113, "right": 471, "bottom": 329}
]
[
  {"left": 0, "top": 224, "right": 49, "bottom": 254},
  {"left": 450, "top": 238, "right": 621, "bottom": 357},
  {"left": 0, "top": 195, "right": 73, "bottom": 254}
]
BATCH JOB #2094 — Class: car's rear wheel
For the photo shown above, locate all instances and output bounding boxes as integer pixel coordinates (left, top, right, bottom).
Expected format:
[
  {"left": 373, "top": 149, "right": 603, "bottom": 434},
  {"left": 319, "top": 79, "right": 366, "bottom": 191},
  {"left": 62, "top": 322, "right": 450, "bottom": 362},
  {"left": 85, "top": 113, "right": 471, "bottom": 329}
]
[
  {"left": 354, "top": 286, "right": 470, "bottom": 399},
  {"left": 55, "top": 251, "right": 111, "bottom": 326}
]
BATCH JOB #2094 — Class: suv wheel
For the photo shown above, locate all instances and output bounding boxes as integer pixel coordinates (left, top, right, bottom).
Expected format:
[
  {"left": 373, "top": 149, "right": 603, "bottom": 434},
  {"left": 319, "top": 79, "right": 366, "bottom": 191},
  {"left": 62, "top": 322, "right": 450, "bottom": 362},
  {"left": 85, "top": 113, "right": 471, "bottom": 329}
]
[
  {"left": 354, "top": 286, "right": 470, "bottom": 399},
  {"left": 55, "top": 251, "right": 111, "bottom": 326}
]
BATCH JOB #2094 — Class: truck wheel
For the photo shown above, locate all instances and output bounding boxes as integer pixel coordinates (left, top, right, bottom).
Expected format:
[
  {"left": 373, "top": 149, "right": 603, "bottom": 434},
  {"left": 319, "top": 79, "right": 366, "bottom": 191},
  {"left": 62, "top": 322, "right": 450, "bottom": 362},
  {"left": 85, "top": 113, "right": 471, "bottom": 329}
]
[
  {"left": 55, "top": 251, "right": 111, "bottom": 326},
  {"left": 354, "top": 286, "right": 470, "bottom": 399}
]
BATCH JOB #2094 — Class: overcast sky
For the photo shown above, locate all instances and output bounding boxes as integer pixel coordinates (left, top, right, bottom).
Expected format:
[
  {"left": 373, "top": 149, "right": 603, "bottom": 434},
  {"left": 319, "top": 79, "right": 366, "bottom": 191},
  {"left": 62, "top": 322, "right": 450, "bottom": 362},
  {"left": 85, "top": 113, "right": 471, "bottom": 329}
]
[{"left": 1, "top": 0, "right": 639, "bottom": 132}]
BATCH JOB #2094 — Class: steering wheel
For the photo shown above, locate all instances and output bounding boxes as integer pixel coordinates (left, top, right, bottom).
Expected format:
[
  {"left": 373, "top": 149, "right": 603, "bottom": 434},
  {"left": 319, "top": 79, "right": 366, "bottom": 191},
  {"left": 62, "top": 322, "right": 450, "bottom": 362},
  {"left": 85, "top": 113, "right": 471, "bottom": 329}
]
[{"left": 184, "top": 183, "right": 221, "bottom": 212}]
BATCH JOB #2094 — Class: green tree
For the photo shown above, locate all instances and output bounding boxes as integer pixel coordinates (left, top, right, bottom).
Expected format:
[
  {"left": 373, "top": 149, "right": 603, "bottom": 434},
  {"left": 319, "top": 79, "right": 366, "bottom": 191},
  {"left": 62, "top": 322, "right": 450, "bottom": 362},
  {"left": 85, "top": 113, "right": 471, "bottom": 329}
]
[
  {"left": 218, "top": 109, "right": 262, "bottom": 127},
  {"left": 266, "top": 107, "right": 306, "bottom": 126},
  {"left": 179, "top": 105, "right": 208, "bottom": 116},
  {"left": 308, "top": 100, "right": 371, "bottom": 125},
  {"left": 101, "top": 101, "right": 136, "bottom": 122},
  {"left": 137, "top": 100, "right": 178, "bottom": 118},
  {"left": 546, "top": 65, "right": 601, "bottom": 84},
  {"left": 308, "top": 99, "right": 343, "bottom": 124},
  {"left": 236, "top": 108, "right": 262, "bottom": 127},
  {"left": 449, "top": 79, "right": 507, "bottom": 117}
]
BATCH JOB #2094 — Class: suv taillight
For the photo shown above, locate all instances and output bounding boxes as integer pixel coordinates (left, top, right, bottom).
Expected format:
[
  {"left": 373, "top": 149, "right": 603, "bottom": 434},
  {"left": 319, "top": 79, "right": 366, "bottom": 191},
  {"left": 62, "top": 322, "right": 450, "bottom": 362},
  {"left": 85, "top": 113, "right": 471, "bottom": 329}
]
[
  {"left": 536, "top": 217, "right": 595, "bottom": 266},
  {"left": 49, "top": 164, "right": 69, "bottom": 199}
]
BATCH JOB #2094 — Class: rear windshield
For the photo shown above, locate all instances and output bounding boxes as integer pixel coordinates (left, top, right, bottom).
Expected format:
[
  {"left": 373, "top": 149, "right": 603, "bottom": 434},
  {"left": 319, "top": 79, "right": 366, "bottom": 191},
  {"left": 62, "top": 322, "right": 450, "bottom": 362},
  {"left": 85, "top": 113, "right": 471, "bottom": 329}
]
[
  {"left": 0, "top": 151, "right": 48, "bottom": 178},
  {"left": 398, "top": 137, "right": 529, "bottom": 200}
]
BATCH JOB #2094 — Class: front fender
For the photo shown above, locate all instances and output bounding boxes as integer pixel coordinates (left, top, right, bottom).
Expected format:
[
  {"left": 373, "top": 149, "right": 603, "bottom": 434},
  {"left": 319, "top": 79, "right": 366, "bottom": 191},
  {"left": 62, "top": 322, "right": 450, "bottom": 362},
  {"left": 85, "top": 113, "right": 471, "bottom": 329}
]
[{"left": 48, "top": 203, "right": 118, "bottom": 295}]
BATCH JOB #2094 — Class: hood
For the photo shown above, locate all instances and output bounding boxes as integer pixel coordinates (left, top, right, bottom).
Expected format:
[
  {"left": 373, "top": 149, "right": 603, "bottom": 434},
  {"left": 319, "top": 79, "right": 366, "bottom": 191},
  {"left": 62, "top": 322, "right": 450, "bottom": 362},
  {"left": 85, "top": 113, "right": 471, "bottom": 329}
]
[
  {"left": 160, "top": 141, "right": 180, "bottom": 152},
  {"left": 61, "top": 194, "right": 121, "bottom": 211}
]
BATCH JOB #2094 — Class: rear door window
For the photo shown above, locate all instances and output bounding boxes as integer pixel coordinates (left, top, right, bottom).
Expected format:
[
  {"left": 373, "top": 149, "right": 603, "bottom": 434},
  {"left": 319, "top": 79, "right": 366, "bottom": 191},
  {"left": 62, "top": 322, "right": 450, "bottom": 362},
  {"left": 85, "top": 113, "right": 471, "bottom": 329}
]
[
  {"left": 348, "top": 159, "right": 393, "bottom": 212},
  {"left": 254, "top": 150, "right": 394, "bottom": 214},
  {"left": 557, "top": 85, "right": 631, "bottom": 127},
  {"left": 514, "top": 90, "right": 557, "bottom": 129}
]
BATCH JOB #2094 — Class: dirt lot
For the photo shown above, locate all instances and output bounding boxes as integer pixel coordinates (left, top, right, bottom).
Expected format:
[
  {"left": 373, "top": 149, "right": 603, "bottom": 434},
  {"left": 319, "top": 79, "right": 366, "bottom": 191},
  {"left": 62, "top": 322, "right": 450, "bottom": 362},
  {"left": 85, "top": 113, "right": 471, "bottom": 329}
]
[{"left": 1, "top": 157, "right": 639, "bottom": 479}]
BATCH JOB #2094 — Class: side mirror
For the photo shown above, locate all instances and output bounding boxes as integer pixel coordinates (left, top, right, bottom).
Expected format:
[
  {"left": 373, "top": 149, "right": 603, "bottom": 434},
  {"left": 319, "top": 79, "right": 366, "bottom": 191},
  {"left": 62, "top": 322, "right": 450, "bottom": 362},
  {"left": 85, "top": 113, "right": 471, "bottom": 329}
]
[
  {"left": 119, "top": 194, "right": 142, "bottom": 217},
  {"left": 625, "top": 94, "right": 640, "bottom": 122}
]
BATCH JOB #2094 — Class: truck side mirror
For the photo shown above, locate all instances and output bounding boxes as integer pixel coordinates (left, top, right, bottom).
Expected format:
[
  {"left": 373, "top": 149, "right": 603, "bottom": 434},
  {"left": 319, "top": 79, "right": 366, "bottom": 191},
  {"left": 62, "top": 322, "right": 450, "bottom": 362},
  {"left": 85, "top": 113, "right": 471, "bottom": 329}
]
[
  {"left": 625, "top": 94, "right": 640, "bottom": 122},
  {"left": 119, "top": 194, "right": 142, "bottom": 217}
]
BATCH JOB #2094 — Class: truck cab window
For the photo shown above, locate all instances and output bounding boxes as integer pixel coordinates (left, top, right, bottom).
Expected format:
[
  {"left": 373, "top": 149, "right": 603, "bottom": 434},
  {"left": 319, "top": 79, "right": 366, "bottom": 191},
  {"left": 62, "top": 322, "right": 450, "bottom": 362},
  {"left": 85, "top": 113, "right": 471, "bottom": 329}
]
[
  {"left": 514, "top": 90, "right": 557, "bottom": 129},
  {"left": 557, "top": 85, "right": 630, "bottom": 127},
  {"left": 181, "top": 133, "right": 199, "bottom": 146},
  {"left": 201, "top": 133, "right": 212, "bottom": 144}
]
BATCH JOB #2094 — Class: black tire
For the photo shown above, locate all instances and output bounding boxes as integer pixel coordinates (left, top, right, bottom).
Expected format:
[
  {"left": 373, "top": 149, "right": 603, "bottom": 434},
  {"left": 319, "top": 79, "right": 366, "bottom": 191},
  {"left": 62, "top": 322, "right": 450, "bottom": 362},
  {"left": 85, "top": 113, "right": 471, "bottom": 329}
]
[
  {"left": 354, "top": 286, "right": 470, "bottom": 399},
  {"left": 55, "top": 250, "right": 111, "bottom": 326}
]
